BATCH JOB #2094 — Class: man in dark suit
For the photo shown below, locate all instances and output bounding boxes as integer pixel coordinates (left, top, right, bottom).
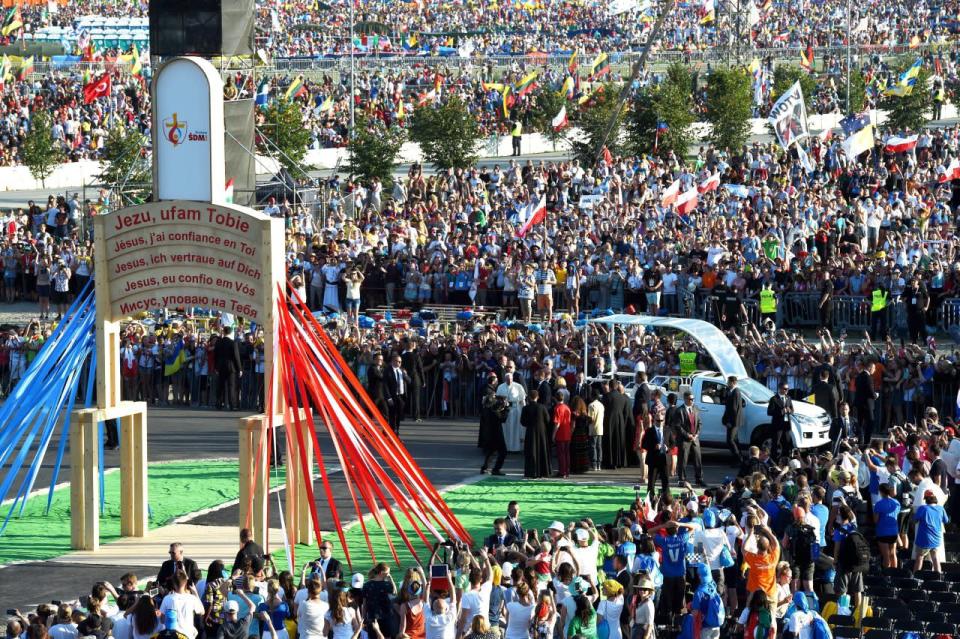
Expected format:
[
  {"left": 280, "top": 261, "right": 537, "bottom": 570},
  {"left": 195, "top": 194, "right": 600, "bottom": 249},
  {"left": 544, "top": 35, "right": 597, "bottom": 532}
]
[
  {"left": 311, "top": 540, "right": 342, "bottom": 580},
  {"left": 813, "top": 353, "right": 842, "bottom": 397},
  {"left": 232, "top": 528, "right": 264, "bottom": 573},
  {"left": 401, "top": 339, "right": 426, "bottom": 422},
  {"left": 366, "top": 353, "right": 390, "bottom": 419},
  {"left": 640, "top": 409, "right": 671, "bottom": 499},
  {"left": 722, "top": 376, "right": 744, "bottom": 465},
  {"left": 833, "top": 402, "right": 857, "bottom": 455},
  {"left": 385, "top": 354, "right": 411, "bottom": 434},
  {"left": 767, "top": 382, "right": 794, "bottom": 459},
  {"left": 214, "top": 325, "right": 242, "bottom": 410},
  {"left": 157, "top": 542, "right": 202, "bottom": 592},
  {"left": 854, "top": 361, "right": 877, "bottom": 446},
  {"left": 483, "top": 518, "right": 518, "bottom": 551},
  {"left": 536, "top": 368, "right": 554, "bottom": 415},
  {"left": 670, "top": 391, "right": 704, "bottom": 486},
  {"left": 505, "top": 501, "right": 524, "bottom": 539},
  {"left": 812, "top": 369, "right": 840, "bottom": 420}
]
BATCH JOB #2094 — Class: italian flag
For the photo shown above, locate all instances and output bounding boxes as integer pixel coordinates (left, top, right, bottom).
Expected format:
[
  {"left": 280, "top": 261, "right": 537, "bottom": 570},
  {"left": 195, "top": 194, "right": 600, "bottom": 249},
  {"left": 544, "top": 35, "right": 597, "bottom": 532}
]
[{"left": 225, "top": 179, "right": 235, "bottom": 204}]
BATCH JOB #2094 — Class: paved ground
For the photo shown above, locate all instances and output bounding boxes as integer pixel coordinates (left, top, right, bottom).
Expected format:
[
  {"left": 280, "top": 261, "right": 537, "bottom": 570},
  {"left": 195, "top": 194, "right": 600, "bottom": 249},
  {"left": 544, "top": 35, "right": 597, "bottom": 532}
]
[{"left": 0, "top": 406, "right": 733, "bottom": 611}]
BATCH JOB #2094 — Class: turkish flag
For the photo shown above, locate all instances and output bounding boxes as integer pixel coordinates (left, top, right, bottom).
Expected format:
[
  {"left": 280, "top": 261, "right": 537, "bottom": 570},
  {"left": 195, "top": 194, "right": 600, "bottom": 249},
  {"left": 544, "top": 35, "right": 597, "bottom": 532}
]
[{"left": 83, "top": 73, "right": 111, "bottom": 105}]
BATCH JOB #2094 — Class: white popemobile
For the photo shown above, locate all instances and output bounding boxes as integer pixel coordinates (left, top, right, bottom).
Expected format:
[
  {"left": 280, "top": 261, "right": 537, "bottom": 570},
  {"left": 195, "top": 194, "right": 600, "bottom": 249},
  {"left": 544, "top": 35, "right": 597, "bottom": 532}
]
[{"left": 582, "top": 314, "right": 832, "bottom": 451}]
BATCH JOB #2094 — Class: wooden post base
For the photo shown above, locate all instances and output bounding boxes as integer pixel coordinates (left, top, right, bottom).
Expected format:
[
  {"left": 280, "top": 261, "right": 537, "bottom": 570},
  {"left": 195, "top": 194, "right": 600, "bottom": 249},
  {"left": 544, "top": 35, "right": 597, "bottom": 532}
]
[
  {"left": 238, "top": 410, "right": 313, "bottom": 548},
  {"left": 70, "top": 401, "right": 148, "bottom": 550}
]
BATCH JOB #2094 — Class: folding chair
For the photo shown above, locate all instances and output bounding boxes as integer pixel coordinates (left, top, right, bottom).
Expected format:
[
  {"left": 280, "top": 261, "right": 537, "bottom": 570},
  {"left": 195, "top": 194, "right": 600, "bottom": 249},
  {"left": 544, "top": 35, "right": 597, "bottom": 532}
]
[
  {"left": 915, "top": 569, "right": 944, "bottom": 581},
  {"left": 899, "top": 589, "right": 927, "bottom": 604},
  {"left": 930, "top": 591, "right": 959, "bottom": 604},
  {"left": 892, "top": 619, "right": 925, "bottom": 634},
  {"left": 833, "top": 627, "right": 861, "bottom": 639},
  {"left": 925, "top": 621, "right": 957, "bottom": 635},
  {"left": 829, "top": 615, "right": 857, "bottom": 627},
  {"left": 925, "top": 580, "right": 950, "bottom": 592},
  {"left": 863, "top": 631, "right": 894, "bottom": 639}
]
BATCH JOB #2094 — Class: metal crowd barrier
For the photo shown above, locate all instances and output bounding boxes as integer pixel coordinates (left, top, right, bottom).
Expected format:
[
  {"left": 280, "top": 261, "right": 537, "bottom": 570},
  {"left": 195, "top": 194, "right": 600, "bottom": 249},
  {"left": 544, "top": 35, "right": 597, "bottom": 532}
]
[
  {"left": 938, "top": 298, "right": 960, "bottom": 332},
  {"left": 781, "top": 292, "right": 822, "bottom": 328},
  {"left": 832, "top": 295, "right": 872, "bottom": 332}
]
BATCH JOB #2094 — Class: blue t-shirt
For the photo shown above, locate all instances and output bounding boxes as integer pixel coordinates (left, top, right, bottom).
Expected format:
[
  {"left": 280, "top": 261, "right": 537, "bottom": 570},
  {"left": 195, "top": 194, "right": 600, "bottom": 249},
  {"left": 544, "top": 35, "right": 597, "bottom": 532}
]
[
  {"left": 810, "top": 504, "right": 829, "bottom": 546},
  {"left": 832, "top": 521, "right": 857, "bottom": 544},
  {"left": 914, "top": 504, "right": 950, "bottom": 549},
  {"left": 873, "top": 497, "right": 901, "bottom": 538},
  {"left": 660, "top": 530, "right": 690, "bottom": 578}
]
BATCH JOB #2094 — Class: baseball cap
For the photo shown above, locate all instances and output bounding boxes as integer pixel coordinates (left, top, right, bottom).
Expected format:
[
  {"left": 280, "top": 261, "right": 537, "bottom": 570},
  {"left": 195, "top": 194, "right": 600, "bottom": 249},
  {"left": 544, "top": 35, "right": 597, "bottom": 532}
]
[
  {"left": 224, "top": 601, "right": 240, "bottom": 614},
  {"left": 351, "top": 573, "right": 365, "bottom": 589},
  {"left": 574, "top": 528, "right": 589, "bottom": 541},
  {"left": 501, "top": 561, "right": 514, "bottom": 582},
  {"left": 686, "top": 500, "right": 698, "bottom": 513},
  {"left": 547, "top": 520, "right": 565, "bottom": 533}
]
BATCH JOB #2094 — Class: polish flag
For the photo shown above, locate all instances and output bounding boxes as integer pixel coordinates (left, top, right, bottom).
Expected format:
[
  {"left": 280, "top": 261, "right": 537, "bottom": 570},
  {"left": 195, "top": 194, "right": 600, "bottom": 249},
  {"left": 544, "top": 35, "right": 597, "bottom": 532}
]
[
  {"left": 517, "top": 195, "right": 547, "bottom": 237},
  {"left": 660, "top": 179, "right": 680, "bottom": 207},
  {"left": 698, "top": 172, "right": 720, "bottom": 193},
  {"left": 551, "top": 105, "right": 568, "bottom": 132},
  {"left": 884, "top": 134, "right": 919, "bottom": 153},
  {"left": 940, "top": 157, "right": 960, "bottom": 183},
  {"left": 675, "top": 187, "right": 699, "bottom": 214},
  {"left": 818, "top": 128, "right": 833, "bottom": 142}
]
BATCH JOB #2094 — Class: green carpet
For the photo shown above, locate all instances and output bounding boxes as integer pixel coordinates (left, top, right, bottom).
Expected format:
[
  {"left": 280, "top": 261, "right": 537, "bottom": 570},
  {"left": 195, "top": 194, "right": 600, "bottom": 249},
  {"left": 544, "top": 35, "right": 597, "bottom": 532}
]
[
  {"left": 0, "top": 460, "right": 282, "bottom": 565},
  {"left": 282, "top": 479, "right": 639, "bottom": 575}
]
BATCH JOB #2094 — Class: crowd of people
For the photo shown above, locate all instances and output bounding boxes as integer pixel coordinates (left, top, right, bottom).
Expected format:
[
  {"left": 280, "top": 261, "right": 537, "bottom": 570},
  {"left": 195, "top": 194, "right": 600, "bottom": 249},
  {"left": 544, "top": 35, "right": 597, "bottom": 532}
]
[{"left": 5, "top": 416, "right": 958, "bottom": 639}]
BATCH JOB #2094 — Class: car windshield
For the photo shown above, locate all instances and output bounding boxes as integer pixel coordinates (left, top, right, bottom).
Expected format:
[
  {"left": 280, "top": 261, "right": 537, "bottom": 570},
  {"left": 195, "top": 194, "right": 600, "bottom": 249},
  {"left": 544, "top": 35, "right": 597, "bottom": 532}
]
[{"left": 738, "top": 378, "right": 774, "bottom": 403}]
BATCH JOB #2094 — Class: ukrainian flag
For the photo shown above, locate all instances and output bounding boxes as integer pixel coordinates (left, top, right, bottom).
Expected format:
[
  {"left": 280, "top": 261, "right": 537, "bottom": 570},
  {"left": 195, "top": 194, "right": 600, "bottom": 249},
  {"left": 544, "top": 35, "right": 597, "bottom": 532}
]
[
  {"left": 884, "top": 58, "right": 922, "bottom": 97},
  {"left": 164, "top": 341, "right": 186, "bottom": 376}
]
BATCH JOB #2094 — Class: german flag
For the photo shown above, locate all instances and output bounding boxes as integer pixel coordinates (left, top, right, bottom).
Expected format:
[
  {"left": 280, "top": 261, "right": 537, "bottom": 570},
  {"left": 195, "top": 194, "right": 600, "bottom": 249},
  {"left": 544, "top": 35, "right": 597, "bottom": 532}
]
[
  {"left": 799, "top": 44, "right": 813, "bottom": 71},
  {"left": 515, "top": 70, "right": 538, "bottom": 97},
  {"left": 589, "top": 52, "right": 610, "bottom": 80}
]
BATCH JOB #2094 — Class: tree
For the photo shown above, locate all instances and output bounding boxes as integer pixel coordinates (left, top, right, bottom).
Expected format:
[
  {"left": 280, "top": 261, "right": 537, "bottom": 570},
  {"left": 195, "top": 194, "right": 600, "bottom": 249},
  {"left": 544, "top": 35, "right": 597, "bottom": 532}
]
[
  {"left": 408, "top": 96, "right": 482, "bottom": 170},
  {"left": 345, "top": 115, "right": 406, "bottom": 189},
  {"left": 846, "top": 68, "right": 867, "bottom": 115},
  {"left": 879, "top": 60, "right": 933, "bottom": 132},
  {"left": 97, "top": 125, "right": 150, "bottom": 202},
  {"left": 21, "top": 111, "right": 63, "bottom": 188},
  {"left": 258, "top": 97, "right": 313, "bottom": 173},
  {"left": 771, "top": 64, "right": 816, "bottom": 112},
  {"left": 627, "top": 63, "right": 695, "bottom": 157},
  {"left": 529, "top": 89, "right": 569, "bottom": 150},
  {"left": 705, "top": 67, "right": 753, "bottom": 151},
  {"left": 569, "top": 82, "right": 624, "bottom": 165}
]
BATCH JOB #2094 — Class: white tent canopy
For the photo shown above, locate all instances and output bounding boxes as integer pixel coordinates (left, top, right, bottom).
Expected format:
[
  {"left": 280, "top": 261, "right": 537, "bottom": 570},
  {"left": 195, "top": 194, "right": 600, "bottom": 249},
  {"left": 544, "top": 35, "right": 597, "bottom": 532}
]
[{"left": 587, "top": 314, "right": 749, "bottom": 379}]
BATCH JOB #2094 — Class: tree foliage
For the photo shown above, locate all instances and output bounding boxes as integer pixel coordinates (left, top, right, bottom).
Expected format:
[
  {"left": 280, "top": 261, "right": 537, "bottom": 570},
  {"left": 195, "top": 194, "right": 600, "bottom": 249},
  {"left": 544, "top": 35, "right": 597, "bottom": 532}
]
[
  {"left": 879, "top": 60, "right": 933, "bottom": 132},
  {"left": 627, "top": 63, "right": 695, "bottom": 157},
  {"left": 21, "top": 111, "right": 64, "bottom": 188},
  {"left": 771, "top": 64, "right": 816, "bottom": 113},
  {"left": 846, "top": 68, "right": 867, "bottom": 115},
  {"left": 258, "top": 97, "right": 314, "bottom": 173},
  {"left": 569, "top": 82, "right": 624, "bottom": 165},
  {"left": 97, "top": 125, "right": 150, "bottom": 202},
  {"left": 529, "top": 89, "right": 569, "bottom": 150},
  {"left": 705, "top": 67, "right": 753, "bottom": 151},
  {"left": 408, "top": 96, "right": 482, "bottom": 170},
  {"left": 346, "top": 115, "right": 406, "bottom": 189}
]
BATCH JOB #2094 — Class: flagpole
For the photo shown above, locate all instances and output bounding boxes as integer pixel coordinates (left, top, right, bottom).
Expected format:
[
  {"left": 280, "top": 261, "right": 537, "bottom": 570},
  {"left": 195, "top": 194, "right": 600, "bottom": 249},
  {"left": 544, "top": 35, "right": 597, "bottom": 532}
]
[
  {"left": 845, "top": 0, "right": 851, "bottom": 114},
  {"left": 349, "top": 0, "right": 356, "bottom": 138}
]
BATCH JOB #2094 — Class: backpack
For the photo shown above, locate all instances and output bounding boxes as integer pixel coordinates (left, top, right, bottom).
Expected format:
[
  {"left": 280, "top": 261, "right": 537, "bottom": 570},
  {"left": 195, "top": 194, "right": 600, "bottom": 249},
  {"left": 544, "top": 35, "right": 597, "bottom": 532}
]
[
  {"left": 838, "top": 531, "right": 870, "bottom": 572},
  {"left": 840, "top": 487, "right": 864, "bottom": 515},
  {"left": 790, "top": 524, "right": 821, "bottom": 566},
  {"left": 811, "top": 614, "right": 832, "bottom": 639},
  {"left": 702, "top": 589, "right": 725, "bottom": 628},
  {"left": 203, "top": 583, "right": 225, "bottom": 626}
]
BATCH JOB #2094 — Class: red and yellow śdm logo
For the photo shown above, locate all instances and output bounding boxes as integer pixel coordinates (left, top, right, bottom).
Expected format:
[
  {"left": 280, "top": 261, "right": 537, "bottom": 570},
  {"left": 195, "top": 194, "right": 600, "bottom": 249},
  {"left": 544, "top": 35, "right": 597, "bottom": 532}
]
[{"left": 163, "top": 112, "right": 187, "bottom": 147}]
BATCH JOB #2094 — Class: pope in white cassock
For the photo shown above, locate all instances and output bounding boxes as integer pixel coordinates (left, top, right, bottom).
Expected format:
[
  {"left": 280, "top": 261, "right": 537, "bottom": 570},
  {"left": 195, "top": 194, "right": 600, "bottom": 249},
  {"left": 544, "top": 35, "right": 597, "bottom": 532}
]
[{"left": 496, "top": 373, "right": 526, "bottom": 452}]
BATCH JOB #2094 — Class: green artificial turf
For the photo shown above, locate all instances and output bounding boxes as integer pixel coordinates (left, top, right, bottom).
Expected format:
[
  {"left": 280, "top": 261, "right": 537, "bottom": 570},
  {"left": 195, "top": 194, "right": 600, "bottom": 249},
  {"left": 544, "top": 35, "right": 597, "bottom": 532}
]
[{"left": 0, "top": 460, "right": 282, "bottom": 565}]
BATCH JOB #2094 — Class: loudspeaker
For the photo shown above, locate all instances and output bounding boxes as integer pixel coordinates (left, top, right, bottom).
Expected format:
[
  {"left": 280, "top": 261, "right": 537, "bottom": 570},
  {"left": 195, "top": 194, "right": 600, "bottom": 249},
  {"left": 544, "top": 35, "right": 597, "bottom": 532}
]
[
  {"left": 224, "top": 99, "right": 255, "bottom": 208},
  {"left": 149, "top": 0, "right": 253, "bottom": 58}
]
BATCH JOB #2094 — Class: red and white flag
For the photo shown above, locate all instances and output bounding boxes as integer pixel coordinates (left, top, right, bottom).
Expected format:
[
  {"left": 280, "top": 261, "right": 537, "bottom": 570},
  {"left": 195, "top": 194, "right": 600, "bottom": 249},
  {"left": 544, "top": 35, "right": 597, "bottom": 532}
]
[
  {"left": 224, "top": 178, "right": 235, "bottom": 204},
  {"left": 698, "top": 172, "right": 720, "bottom": 193},
  {"left": 551, "top": 105, "right": 568, "bottom": 132},
  {"left": 660, "top": 179, "right": 680, "bottom": 207},
  {"left": 818, "top": 128, "right": 833, "bottom": 142},
  {"left": 675, "top": 187, "right": 699, "bottom": 214},
  {"left": 82, "top": 72, "right": 111, "bottom": 104},
  {"left": 940, "top": 157, "right": 960, "bottom": 183},
  {"left": 884, "top": 134, "right": 918, "bottom": 153},
  {"left": 517, "top": 195, "right": 547, "bottom": 237}
]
